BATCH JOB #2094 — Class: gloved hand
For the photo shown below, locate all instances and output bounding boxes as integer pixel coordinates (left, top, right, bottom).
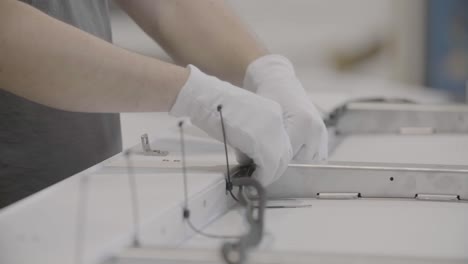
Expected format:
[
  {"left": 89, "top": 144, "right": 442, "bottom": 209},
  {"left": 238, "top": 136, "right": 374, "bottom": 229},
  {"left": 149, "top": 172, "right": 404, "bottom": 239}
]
[
  {"left": 170, "top": 65, "right": 293, "bottom": 185},
  {"left": 244, "top": 55, "right": 328, "bottom": 162}
]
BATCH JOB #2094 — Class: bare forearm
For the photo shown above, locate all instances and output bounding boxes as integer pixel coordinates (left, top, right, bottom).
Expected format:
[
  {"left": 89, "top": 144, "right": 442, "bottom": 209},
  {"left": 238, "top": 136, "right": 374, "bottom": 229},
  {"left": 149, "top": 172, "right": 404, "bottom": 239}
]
[
  {"left": 0, "top": 0, "right": 188, "bottom": 113},
  {"left": 116, "top": 0, "right": 267, "bottom": 86}
]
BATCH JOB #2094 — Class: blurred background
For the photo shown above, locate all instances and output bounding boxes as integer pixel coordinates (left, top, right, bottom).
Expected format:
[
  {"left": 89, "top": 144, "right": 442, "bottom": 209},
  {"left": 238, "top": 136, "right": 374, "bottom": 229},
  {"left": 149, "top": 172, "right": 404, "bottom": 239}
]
[{"left": 109, "top": 0, "right": 467, "bottom": 147}]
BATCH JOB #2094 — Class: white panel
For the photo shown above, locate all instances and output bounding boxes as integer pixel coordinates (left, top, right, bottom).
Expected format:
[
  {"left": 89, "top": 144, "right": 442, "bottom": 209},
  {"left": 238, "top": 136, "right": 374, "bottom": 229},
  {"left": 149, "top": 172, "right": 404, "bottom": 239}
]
[{"left": 184, "top": 199, "right": 468, "bottom": 260}]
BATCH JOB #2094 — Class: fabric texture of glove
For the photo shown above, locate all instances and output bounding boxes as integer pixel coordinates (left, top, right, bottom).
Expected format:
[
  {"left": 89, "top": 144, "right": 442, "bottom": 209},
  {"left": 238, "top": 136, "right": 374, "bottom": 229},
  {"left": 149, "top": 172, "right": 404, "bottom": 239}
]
[
  {"left": 170, "top": 65, "right": 293, "bottom": 185},
  {"left": 244, "top": 54, "right": 328, "bottom": 162}
]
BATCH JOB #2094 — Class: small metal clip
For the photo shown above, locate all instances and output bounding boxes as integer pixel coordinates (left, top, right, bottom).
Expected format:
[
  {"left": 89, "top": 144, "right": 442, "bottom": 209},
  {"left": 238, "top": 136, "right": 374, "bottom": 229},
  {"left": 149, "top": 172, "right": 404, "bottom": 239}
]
[
  {"left": 317, "top": 192, "right": 360, "bottom": 200},
  {"left": 140, "top": 134, "right": 169, "bottom": 156},
  {"left": 415, "top": 194, "right": 460, "bottom": 201}
]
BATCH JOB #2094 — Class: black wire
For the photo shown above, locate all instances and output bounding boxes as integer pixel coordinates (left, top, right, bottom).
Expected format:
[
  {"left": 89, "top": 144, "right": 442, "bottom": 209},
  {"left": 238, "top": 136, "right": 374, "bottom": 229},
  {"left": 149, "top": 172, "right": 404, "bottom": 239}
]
[
  {"left": 125, "top": 150, "right": 141, "bottom": 247},
  {"left": 179, "top": 122, "right": 189, "bottom": 209},
  {"left": 178, "top": 120, "right": 240, "bottom": 240},
  {"left": 217, "top": 105, "right": 232, "bottom": 186},
  {"left": 229, "top": 189, "right": 240, "bottom": 202}
]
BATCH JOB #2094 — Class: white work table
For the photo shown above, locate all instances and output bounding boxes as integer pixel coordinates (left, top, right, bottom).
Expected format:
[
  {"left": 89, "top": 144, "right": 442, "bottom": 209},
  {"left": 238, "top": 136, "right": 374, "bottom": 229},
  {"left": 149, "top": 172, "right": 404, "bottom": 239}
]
[
  {"left": 2, "top": 92, "right": 468, "bottom": 264},
  {"left": 185, "top": 199, "right": 468, "bottom": 260}
]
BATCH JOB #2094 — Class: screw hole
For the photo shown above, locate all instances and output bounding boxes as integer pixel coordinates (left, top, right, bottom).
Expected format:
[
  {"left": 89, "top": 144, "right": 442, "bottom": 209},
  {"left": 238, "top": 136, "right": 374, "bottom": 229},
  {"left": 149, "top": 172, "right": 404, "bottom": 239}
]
[{"left": 390, "top": 177, "right": 394, "bottom": 181}]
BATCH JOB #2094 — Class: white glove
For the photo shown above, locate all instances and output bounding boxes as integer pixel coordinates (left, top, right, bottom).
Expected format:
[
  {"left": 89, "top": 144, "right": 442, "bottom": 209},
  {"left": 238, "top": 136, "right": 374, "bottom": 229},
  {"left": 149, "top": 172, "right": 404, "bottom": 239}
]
[
  {"left": 244, "top": 55, "right": 328, "bottom": 162},
  {"left": 170, "top": 65, "right": 293, "bottom": 185}
]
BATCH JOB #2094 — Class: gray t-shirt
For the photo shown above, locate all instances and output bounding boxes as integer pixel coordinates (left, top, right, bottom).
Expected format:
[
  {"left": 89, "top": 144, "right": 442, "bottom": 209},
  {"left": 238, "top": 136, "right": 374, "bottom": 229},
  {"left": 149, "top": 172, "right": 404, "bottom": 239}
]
[{"left": 0, "top": 0, "right": 121, "bottom": 208}]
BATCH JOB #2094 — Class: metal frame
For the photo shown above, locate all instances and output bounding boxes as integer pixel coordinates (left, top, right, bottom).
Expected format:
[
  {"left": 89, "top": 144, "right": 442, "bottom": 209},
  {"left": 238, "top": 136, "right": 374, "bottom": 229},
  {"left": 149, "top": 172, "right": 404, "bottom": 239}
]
[
  {"left": 268, "top": 162, "right": 468, "bottom": 201},
  {"left": 107, "top": 160, "right": 468, "bottom": 264},
  {"left": 316, "top": 102, "right": 468, "bottom": 203},
  {"left": 327, "top": 102, "right": 468, "bottom": 134},
  {"left": 116, "top": 102, "right": 468, "bottom": 263}
]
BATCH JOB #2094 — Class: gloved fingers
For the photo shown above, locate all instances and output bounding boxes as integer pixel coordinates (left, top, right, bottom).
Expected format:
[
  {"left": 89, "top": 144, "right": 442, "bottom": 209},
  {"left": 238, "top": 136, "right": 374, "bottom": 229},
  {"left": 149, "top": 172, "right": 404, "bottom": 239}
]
[
  {"left": 234, "top": 149, "right": 253, "bottom": 165},
  {"left": 251, "top": 159, "right": 287, "bottom": 186},
  {"left": 285, "top": 117, "right": 307, "bottom": 156},
  {"left": 293, "top": 140, "right": 328, "bottom": 163},
  {"left": 231, "top": 134, "right": 283, "bottom": 186},
  {"left": 317, "top": 134, "right": 329, "bottom": 160},
  {"left": 293, "top": 129, "right": 328, "bottom": 162},
  {"left": 293, "top": 144, "right": 313, "bottom": 162},
  {"left": 272, "top": 143, "right": 293, "bottom": 182},
  {"left": 236, "top": 131, "right": 292, "bottom": 186},
  {"left": 257, "top": 138, "right": 292, "bottom": 186},
  {"left": 251, "top": 166, "right": 266, "bottom": 186},
  {"left": 293, "top": 144, "right": 319, "bottom": 162},
  {"left": 284, "top": 106, "right": 327, "bottom": 156},
  {"left": 169, "top": 64, "right": 295, "bottom": 185}
]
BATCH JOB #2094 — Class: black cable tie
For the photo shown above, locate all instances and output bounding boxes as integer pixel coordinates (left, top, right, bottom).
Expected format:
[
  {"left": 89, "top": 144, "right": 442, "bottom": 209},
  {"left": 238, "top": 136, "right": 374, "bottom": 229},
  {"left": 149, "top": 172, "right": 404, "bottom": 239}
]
[
  {"left": 226, "top": 181, "right": 233, "bottom": 191},
  {"left": 183, "top": 208, "right": 190, "bottom": 219},
  {"left": 217, "top": 104, "right": 232, "bottom": 192}
]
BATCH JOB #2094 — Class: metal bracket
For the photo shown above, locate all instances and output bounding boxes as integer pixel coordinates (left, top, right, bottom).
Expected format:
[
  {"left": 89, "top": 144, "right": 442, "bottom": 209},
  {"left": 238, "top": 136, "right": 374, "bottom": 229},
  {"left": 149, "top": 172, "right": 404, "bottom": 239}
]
[{"left": 140, "top": 134, "right": 169, "bottom": 156}]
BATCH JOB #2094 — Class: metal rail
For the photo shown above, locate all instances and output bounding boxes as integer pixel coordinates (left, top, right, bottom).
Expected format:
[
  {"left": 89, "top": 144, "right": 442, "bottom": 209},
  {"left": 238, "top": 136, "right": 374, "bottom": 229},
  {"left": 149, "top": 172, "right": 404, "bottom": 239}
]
[
  {"left": 268, "top": 161, "right": 468, "bottom": 201},
  {"left": 328, "top": 102, "right": 468, "bottom": 134}
]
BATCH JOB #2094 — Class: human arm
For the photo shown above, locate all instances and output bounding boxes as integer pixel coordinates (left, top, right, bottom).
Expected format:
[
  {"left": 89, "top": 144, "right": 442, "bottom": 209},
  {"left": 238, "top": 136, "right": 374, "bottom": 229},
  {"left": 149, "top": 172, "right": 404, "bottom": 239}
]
[
  {"left": 115, "top": 0, "right": 328, "bottom": 161},
  {"left": 114, "top": 0, "right": 268, "bottom": 86},
  {"left": 0, "top": 0, "right": 189, "bottom": 113},
  {"left": 0, "top": 0, "right": 293, "bottom": 183}
]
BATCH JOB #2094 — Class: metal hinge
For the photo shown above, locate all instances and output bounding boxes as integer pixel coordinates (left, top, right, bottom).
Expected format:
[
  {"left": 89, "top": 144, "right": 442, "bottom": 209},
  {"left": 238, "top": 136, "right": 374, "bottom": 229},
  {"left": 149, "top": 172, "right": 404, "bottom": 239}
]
[
  {"left": 317, "top": 192, "right": 360, "bottom": 200},
  {"left": 415, "top": 194, "right": 460, "bottom": 201},
  {"left": 140, "top": 134, "right": 169, "bottom": 156}
]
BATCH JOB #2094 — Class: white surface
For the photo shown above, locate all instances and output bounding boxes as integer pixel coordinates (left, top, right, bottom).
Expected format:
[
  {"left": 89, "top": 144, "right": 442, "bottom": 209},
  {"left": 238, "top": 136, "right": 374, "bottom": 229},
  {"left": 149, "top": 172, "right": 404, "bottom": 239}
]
[
  {"left": 184, "top": 199, "right": 468, "bottom": 260},
  {"left": 2, "top": 114, "right": 468, "bottom": 263},
  {"left": 0, "top": 164, "right": 225, "bottom": 264},
  {"left": 0, "top": 123, "right": 230, "bottom": 264}
]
